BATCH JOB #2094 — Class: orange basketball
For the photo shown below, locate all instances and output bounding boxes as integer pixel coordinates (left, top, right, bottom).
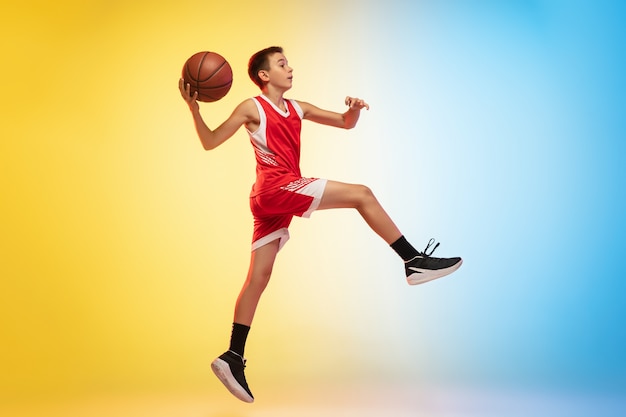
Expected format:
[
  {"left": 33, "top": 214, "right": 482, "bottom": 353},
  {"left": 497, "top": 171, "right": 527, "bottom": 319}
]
[{"left": 182, "top": 51, "right": 233, "bottom": 102}]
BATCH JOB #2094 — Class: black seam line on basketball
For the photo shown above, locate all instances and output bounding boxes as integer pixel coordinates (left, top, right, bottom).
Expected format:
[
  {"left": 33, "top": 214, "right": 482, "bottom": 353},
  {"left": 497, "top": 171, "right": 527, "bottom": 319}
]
[
  {"left": 200, "top": 92, "right": 224, "bottom": 101},
  {"left": 198, "top": 59, "right": 228, "bottom": 83},
  {"left": 198, "top": 83, "right": 232, "bottom": 92},
  {"left": 184, "top": 66, "right": 195, "bottom": 94},
  {"left": 196, "top": 81, "right": 233, "bottom": 90},
  {"left": 196, "top": 52, "right": 209, "bottom": 95}
]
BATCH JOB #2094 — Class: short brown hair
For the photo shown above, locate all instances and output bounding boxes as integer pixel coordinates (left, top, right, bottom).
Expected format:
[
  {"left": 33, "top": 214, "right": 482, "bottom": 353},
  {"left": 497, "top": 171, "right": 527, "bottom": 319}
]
[{"left": 248, "top": 46, "right": 283, "bottom": 89}]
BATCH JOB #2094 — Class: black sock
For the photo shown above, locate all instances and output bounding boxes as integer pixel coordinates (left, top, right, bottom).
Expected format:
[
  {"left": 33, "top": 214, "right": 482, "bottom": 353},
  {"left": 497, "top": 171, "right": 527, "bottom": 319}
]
[
  {"left": 229, "top": 323, "right": 250, "bottom": 357},
  {"left": 390, "top": 235, "right": 419, "bottom": 262}
]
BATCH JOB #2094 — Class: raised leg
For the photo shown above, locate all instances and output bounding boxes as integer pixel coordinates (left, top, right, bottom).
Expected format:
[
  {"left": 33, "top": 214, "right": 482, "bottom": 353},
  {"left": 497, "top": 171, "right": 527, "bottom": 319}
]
[{"left": 317, "top": 180, "right": 402, "bottom": 244}]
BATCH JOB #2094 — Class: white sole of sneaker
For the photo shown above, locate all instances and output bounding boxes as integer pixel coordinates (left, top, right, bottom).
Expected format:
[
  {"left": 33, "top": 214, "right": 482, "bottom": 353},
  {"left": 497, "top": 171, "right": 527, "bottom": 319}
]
[
  {"left": 211, "top": 358, "right": 254, "bottom": 403},
  {"left": 407, "top": 258, "right": 463, "bottom": 285}
]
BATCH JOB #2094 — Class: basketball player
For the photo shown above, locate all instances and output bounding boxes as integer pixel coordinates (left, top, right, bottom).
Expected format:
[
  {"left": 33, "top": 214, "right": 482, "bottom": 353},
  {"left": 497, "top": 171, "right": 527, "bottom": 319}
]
[{"left": 178, "top": 46, "right": 462, "bottom": 403}]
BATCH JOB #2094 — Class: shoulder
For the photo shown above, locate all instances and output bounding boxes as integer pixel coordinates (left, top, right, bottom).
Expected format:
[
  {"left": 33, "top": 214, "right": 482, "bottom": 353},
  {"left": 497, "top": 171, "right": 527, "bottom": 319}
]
[
  {"left": 293, "top": 99, "right": 316, "bottom": 116},
  {"left": 293, "top": 99, "right": 308, "bottom": 111},
  {"left": 232, "top": 98, "right": 260, "bottom": 119},
  {"left": 236, "top": 97, "right": 259, "bottom": 111},
  {"left": 294, "top": 100, "right": 327, "bottom": 119}
]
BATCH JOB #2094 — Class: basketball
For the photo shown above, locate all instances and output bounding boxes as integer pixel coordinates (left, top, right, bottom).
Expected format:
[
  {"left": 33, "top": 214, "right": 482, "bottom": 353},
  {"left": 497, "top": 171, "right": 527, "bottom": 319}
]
[{"left": 182, "top": 51, "right": 233, "bottom": 102}]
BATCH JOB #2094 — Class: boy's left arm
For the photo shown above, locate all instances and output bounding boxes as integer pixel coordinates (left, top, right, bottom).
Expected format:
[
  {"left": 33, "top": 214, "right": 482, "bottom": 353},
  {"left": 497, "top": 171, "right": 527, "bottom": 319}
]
[{"left": 300, "top": 96, "right": 369, "bottom": 129}]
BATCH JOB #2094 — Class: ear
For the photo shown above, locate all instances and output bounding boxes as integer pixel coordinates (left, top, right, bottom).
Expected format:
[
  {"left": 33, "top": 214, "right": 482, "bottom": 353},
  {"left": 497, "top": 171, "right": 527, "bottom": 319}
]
[{"left": 258, "top": 70, "right": 270, "bottom": 82}]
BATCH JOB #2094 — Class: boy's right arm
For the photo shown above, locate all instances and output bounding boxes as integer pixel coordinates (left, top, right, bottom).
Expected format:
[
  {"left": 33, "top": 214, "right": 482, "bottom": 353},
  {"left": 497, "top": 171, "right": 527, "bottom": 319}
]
[{"left": 178, "top": 78, "right": 256, "bottom": 150}]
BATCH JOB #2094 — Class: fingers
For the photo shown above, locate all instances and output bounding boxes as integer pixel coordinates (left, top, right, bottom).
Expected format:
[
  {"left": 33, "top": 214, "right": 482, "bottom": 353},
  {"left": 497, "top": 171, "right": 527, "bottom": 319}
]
[
  {"left": 178, "top": 78, "right": 198, "bottom": 102},
  {"left": 345, "top": 96, "right": 370, "bottom": 110},
  {"left": 178, "top": 78, "right": 189, "bottom": 97}
]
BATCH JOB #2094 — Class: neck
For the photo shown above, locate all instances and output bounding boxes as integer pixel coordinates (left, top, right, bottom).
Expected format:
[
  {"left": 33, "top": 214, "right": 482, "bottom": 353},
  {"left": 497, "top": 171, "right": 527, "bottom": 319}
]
[{"left": 261, "top": 86, "right": 287, "bottom": 108}]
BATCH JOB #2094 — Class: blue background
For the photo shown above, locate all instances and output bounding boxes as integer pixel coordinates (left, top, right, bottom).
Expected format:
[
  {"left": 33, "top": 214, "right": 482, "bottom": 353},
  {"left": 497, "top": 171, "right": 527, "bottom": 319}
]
[{"left": 362, "top": 0, "right": 626, "bottom": 391}]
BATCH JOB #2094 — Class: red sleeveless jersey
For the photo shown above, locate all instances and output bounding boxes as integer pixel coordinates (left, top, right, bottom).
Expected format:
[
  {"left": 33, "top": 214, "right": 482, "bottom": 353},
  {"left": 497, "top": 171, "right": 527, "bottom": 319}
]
[{"left": 248, "top": 95, "right": 304, "bottom": 196}]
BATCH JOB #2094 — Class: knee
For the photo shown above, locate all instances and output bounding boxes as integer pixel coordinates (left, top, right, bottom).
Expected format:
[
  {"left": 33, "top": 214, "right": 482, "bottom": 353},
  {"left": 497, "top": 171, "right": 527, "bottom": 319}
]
[
  {"left": 354, "top": 184, "right": 376, "bottom": 206},
  {"left": 248, "top": 265, "right": 273, "bottom": 291}
]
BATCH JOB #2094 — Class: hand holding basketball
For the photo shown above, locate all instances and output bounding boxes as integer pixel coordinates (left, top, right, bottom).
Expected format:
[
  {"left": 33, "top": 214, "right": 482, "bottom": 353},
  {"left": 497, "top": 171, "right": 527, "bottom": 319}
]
[{"left": 179, "top": 78, "right": 199, "bottom": 109}]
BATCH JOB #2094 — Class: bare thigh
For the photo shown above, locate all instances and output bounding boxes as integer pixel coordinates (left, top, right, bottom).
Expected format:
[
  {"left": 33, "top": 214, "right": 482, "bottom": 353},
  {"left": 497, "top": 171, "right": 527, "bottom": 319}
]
[
  {"left": 317, "top": 180, "right": 374, "bottom": 210},
  {"left": 317, "top": 180, "right": 402, "bottom": 244}
]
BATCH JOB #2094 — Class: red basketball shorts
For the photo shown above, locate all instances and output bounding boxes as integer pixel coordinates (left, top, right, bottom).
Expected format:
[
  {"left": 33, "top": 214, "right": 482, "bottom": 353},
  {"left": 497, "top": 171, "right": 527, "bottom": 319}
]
[{"left": 250, "top": 178, "right": 327, "bottom": 251}]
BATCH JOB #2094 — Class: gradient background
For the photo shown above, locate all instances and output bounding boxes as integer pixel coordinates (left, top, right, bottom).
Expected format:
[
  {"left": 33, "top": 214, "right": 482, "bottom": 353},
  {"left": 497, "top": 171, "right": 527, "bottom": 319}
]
[{"left": 1, "top": 0, "right": 625, "bottom": 416}]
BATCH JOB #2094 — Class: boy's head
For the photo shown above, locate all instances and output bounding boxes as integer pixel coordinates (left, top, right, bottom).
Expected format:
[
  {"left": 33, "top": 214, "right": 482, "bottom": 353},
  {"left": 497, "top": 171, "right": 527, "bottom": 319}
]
[{"left": 248, "top": 46, "right": 283, "bottom": 89}]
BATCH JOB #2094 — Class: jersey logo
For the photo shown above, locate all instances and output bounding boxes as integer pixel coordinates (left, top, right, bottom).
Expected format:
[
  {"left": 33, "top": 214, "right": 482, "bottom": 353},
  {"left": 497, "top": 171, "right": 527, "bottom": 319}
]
[{"left": 254, "top": 147, "right": 279, "bottom": 166}]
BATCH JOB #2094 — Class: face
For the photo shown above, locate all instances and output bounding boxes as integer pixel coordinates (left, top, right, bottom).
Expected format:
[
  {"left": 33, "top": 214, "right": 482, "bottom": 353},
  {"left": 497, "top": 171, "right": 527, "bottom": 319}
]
[{"left": 260, "top": 52, "right": 293, "bottom": 91}]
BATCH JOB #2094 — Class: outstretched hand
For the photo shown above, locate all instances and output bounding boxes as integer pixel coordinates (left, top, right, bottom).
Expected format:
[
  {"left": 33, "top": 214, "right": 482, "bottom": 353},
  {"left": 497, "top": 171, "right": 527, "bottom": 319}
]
[
  {"left": 179, "top": 78, "right": 199, "bottom": 111},
  {"left": 345, "top": 96, "right": 370, "bottom": 111}
]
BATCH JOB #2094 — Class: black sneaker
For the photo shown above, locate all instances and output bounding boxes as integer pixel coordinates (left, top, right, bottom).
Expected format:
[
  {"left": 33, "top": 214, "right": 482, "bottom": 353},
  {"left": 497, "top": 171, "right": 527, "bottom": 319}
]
[
  {"left": 405, "top": 239, "right": 462, "bottom": 285},
  {"left": 211, "top": 350, "right": 254, "bottom": 403}
]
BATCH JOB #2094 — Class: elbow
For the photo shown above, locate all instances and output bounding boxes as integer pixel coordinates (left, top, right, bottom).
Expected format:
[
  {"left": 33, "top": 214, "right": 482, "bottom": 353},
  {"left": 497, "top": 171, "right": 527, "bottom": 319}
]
[
  {"left": 342, "top": 116, "right": 358, "bottom": 130},
  {"left": 200, "top": 138, "right": 217, "bottom": 151},
  {"left": 341, "top": 119, "right": 356, "bottom": 130}
]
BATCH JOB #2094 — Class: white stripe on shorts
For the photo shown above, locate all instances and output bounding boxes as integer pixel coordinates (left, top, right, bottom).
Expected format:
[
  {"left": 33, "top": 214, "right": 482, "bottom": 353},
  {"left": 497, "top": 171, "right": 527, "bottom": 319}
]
[
  {"left": 251, "top": 227, "right": 290, "bottom": 252},
  {"left": 298, "top": 178, "right": 327, "bottom": 218}
]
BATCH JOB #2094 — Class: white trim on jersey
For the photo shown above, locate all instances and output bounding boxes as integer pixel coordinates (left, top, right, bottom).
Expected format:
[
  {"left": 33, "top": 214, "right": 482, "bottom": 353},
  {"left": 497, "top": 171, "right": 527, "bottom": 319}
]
[
  {"left": 247, "top": 98, "right": 270, "bottom": 153},
  {"left": 257, "top": 94, "right": 304, "bottom": 119},
  {"left": 290, "top": 100, "right": 304, "bottom": 119}
]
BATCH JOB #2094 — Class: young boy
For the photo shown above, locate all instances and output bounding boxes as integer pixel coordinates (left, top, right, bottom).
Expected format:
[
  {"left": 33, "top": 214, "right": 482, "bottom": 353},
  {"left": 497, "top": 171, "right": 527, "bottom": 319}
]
[{"left": 178, "top": 46, "right": 462, "bottom": 403}]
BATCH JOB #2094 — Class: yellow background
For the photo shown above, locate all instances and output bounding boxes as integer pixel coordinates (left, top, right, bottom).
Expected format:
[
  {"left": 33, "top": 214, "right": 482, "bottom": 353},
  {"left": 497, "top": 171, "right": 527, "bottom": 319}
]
[{"left": 1, "top": 0, "right": 405, "bottom": 410}]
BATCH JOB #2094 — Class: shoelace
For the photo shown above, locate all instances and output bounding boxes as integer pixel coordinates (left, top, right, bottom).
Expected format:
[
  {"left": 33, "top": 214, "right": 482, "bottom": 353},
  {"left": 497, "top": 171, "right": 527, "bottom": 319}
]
[{"left": 421, "top": 238, "right": 440, "bottom": 257}]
